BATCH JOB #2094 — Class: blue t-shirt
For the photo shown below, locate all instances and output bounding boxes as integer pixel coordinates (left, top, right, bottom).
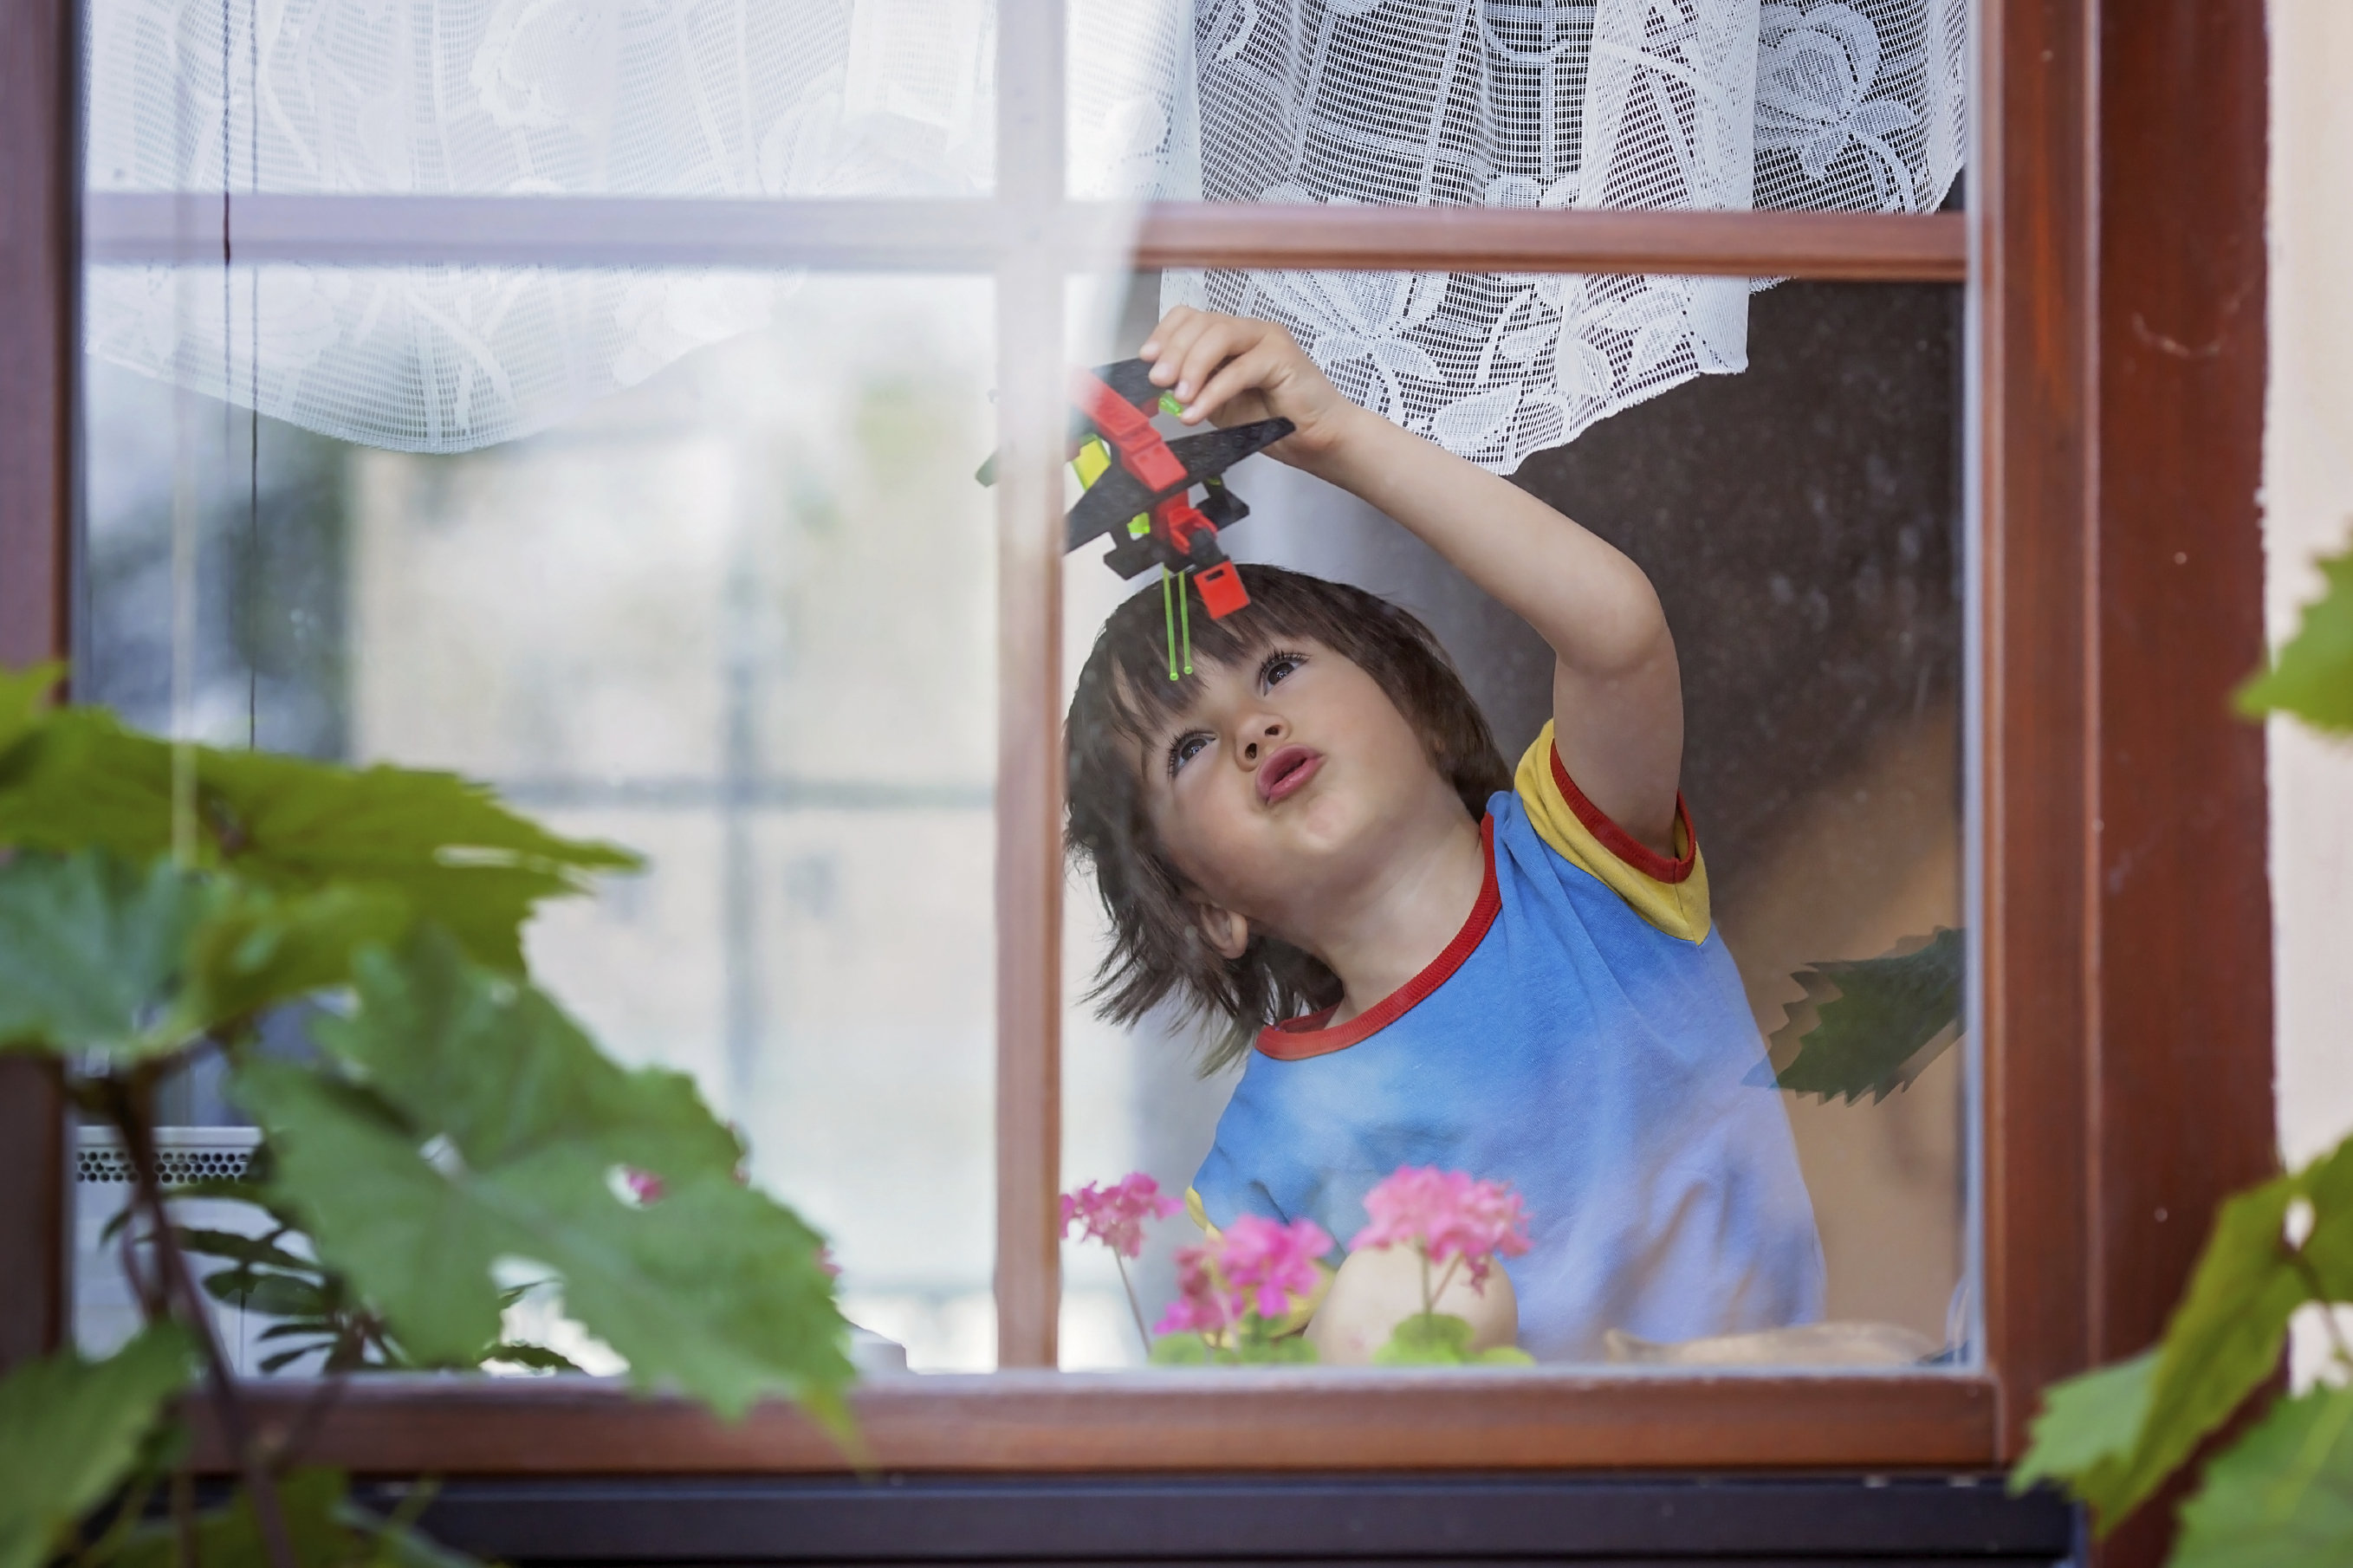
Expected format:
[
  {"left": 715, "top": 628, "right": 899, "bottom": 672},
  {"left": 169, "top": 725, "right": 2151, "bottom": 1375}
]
[{"left": 1192, "top": 726, "right": 1825, "bottom": 1362}]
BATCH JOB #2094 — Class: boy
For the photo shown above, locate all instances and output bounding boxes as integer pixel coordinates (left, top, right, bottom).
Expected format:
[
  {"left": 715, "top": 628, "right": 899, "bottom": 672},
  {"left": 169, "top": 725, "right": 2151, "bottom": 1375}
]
[{"left": 1066, "top": 308, "right": 1824, "bottom": 1362}]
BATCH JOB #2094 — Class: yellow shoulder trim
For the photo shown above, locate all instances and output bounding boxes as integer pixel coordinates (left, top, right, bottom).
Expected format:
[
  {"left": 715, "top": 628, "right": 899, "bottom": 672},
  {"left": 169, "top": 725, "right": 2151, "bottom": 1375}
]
[{"left": 1514, "top": 722, "right": 1711, "bottom": 943}]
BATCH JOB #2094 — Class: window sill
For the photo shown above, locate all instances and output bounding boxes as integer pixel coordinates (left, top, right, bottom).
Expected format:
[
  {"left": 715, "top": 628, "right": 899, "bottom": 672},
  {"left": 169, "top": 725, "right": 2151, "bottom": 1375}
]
[{"left": 201, "top": 1369, "right": 1999, "bottom": 1474}]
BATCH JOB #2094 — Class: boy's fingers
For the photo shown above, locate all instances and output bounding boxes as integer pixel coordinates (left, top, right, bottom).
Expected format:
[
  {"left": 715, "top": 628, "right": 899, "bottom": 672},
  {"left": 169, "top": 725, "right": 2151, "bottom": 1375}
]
[
  {"left": 1145, "top": 311, "right": 1213, "bottom": 385},
  {"left": 1172, "top": 320, "right": 1254, "bottom": 405},
  {"left": 1182, "top": 346, "right": 1284, "bottom": 424},
  {"left": 1139, "top": 304, "right": 1196, "bottom": 360}
]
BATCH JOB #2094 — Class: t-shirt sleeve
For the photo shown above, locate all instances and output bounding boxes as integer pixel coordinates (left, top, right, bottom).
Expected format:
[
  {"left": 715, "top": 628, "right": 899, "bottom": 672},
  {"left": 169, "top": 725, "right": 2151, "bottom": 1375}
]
[{"left": 1514, "top": 720, "right": 1711, "bottom": 943}]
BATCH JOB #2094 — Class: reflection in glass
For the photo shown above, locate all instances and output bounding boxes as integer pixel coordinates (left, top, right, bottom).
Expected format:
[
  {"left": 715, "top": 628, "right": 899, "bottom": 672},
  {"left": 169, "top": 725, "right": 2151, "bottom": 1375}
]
[
  {"left": 1060, "top": 278, "right": 1967, "bottom": 1371},
  {"left": 75, "top": 275, "right": 999, "bottom": 1373}
]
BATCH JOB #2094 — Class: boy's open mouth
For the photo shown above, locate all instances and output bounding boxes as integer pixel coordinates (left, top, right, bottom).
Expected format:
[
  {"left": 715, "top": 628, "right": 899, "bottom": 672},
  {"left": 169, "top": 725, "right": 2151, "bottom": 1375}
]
[{"left": 1256, "top": 745, "right": 1324, "bottom": 806}]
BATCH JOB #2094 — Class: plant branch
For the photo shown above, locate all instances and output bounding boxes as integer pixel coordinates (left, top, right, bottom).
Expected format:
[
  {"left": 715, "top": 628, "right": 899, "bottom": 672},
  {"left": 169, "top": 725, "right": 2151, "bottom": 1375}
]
[
  {"left": 1112, "top": 1254, "right": 1153, "bottom": 1355},
  {"left": 107, "top": 1072, "right": 301, "bottom": 1568}
]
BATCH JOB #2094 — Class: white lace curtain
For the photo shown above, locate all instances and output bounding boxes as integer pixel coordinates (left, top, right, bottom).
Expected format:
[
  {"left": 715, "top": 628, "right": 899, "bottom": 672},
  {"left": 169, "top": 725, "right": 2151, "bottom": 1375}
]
[{"left": 84, "top": 0, "right": 1965, "bottom": 470}]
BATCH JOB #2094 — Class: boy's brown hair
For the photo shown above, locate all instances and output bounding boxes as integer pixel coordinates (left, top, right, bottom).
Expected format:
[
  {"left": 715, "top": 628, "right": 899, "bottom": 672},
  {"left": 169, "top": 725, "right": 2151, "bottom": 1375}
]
[{"left": 1065, "top": 563, "right": 1511, "bottom": 1072}]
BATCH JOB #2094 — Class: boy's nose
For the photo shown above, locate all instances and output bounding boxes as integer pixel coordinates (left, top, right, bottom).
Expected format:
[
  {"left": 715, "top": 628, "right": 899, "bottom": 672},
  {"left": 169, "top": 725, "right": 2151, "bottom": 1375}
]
[{"left": 1238, "top": 716, "right": 1287, "bottom": 764}]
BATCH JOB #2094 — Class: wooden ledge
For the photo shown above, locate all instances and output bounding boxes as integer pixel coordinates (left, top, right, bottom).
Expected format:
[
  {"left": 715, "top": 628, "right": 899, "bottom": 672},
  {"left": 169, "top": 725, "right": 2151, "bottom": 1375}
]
[{"left": 197, "top": 1369, "right": 1997, "bottom": 1474}]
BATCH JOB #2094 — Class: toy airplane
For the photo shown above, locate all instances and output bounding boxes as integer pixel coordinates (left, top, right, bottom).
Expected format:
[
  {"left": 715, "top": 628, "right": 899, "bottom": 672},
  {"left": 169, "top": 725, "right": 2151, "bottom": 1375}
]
[{"left": 980, "top": 359, "right": 1293, "bottom": 619}]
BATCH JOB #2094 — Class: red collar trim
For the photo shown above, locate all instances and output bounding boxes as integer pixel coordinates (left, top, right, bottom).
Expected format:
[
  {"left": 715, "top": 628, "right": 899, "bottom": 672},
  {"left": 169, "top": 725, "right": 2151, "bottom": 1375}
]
[
  {"left": 1254, "top": 814, "right": 1501, "bottom": 1062},
  {"left": 1548, "top": 741, "right": 1697, "bottom": 884}
]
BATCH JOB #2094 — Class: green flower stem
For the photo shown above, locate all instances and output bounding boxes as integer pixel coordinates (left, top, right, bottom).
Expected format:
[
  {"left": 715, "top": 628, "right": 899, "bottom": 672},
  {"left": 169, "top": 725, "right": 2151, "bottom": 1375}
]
[
  {"left": 108, "top": 1071, "right": 301, "bottom": 1568},
  {"left": 1113, "top": 1254, "right": 1152, "bottom": 1357}
]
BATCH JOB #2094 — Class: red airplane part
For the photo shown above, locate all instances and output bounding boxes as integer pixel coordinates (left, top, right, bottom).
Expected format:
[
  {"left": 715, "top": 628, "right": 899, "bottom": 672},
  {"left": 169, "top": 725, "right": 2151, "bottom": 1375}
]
[
  {"left": 1071, "top": 368, "right": 1188, "bottom": 493},
  {"left": 1194, "top": 560, "right": 1250, "bottom": 619},
  {"left": 1148, "top": 496, "right": 1252, "bottom": 619},
  {"left": 1152, "top": 494, "right": 1215, "bottom": 554}
]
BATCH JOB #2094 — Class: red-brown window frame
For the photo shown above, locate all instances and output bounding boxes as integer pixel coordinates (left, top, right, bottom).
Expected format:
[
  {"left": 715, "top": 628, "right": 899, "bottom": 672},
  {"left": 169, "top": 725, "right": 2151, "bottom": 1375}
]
[{"left": 0, "top": 0, "right": 2272, "bottom": 1485}]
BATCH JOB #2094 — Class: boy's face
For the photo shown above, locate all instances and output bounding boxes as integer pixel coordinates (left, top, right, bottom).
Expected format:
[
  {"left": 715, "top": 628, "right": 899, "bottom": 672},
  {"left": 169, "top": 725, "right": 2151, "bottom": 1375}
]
[{"left": 1135, "top": 638, "right": 1465, "bottom": 955}]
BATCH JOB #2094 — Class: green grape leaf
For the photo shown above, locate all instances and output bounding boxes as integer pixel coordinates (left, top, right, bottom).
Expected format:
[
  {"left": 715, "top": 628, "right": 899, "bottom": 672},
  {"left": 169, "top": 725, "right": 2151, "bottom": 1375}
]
[
  {"left": 181, "top": 880, "right": 412, "bottom": 1029},
  {"left": 0, "top": 852, "right": 217, "bottom": 1059},
  {"left": 2079, "top": 1170, "right": 2312, "bottom": 1530},
  {"left": 2174, "top": 1387, "right": 2353, "bottom": 1568},
  {"left": 2011, "top": 1134, "right": 2353, "bottom": 1536},
  {"left": 1770, "top": 928, "right": 1965, "bottom": 1103},
  {"left": 0, "top": 706, "right": 636, "bottom": 972},
  {"left": 307, "top": 930, "right": 742, "bottom": 1182},
  {"left": 2238, "top": 541, "right": 2353, "bottom": 734},
  {"left": 2012, "top": 1350, "right": 2156, "bottom": 1506},
  {"left": 0, "top": 663, "right": 62, "bottom": 761},
  {"left": 2298, "top": 1136, "right": 2353, "bottom": 1299},
  {"left": 0, "top": 1325, "right": 195, "bottom": 1568},
  {"left": 0, "top": 850, "right": 410, "bottom": 1060},
  {"left": 234, "top": 930, "right": 852, "bottom": 1424}
]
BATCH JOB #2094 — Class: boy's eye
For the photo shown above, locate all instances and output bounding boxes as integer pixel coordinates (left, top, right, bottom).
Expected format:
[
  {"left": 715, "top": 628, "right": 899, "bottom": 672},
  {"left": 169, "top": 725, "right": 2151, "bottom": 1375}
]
[{"left": 1167, "top": 732, "right": 1212, "bottom": 778}]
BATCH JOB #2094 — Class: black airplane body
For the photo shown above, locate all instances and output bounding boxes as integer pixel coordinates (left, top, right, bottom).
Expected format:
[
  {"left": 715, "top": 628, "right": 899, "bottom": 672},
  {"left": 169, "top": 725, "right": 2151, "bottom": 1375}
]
[{"left": 981, "top": 357, "right": 1293, "bottom": 619}]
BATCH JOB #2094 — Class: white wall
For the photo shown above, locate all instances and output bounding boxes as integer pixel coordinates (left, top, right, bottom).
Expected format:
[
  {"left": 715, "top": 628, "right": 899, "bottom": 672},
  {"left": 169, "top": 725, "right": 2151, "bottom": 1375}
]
[
  {"left": 2265, "top": 2, "right": 2353, "bottom": 1171},
  {"left": 2267, "top": 1, "right": 2353, "bottom": 1387}
]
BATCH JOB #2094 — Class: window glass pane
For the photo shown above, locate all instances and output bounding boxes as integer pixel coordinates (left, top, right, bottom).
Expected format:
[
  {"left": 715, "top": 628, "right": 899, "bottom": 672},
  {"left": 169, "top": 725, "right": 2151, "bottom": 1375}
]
[
  {"left": 88, "top": 4, "right": 996, "bottom": 201},
  {"left": 1060, "top": 275, "right": 1967, "bottom": 1372},
  {"left": 1115, "top": 2, "right": 1967, "bottom": 213},
  {"left": 73, "top": 270, "right": 1000, "bottom": 1376}
]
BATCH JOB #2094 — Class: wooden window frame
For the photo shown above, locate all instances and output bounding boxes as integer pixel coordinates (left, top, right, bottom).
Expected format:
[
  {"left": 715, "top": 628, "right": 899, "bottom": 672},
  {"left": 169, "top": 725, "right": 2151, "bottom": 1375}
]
[{"left": 0, "top": 0, "right": 2272, "bottom": 1486}]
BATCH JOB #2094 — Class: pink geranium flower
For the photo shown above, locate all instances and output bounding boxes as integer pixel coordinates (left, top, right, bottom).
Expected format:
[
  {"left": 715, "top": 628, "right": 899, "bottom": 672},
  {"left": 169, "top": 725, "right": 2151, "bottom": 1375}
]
[
  {"left": 1349, "top": 1167, "right": 1532, "bottom": 1293},
  {"left": 1060, "top": 1172, "right": 1183, "bottom": 1260},
  {"left": 1153, "top": 1244, "right": 1235, "bottom": 1336},
  {"left": 1218, "top": 1213, "right": 1333, "bottom": 1317},
  {"left": 1152, "top": 1213, "right": 1333, "bottom": 1335}
]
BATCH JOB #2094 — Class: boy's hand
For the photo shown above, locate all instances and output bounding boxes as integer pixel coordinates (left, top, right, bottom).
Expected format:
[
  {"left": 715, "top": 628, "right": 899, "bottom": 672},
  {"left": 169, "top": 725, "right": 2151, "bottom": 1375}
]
[{"left": 1140, "top": 307, "right": 1364, "bottom": 467}]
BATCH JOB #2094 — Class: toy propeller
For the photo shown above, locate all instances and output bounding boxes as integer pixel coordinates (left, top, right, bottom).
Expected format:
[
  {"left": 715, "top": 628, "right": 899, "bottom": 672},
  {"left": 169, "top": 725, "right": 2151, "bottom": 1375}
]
[{"left": 979, "top": 358, "right": 1293, "bottom": 620}]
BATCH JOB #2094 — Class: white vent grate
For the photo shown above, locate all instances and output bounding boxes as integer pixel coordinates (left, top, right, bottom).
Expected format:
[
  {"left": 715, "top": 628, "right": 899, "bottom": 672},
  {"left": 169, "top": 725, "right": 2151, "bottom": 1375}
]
[{"left": 75, "top": 1144, "right": 255, "bottom": 1186}]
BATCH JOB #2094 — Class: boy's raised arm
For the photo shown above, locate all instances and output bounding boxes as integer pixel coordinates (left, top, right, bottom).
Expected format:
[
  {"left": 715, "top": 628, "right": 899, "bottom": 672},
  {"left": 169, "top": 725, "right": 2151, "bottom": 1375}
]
[{"left": 1143, "top": 308, "right": 1684, "bottom": 856}]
